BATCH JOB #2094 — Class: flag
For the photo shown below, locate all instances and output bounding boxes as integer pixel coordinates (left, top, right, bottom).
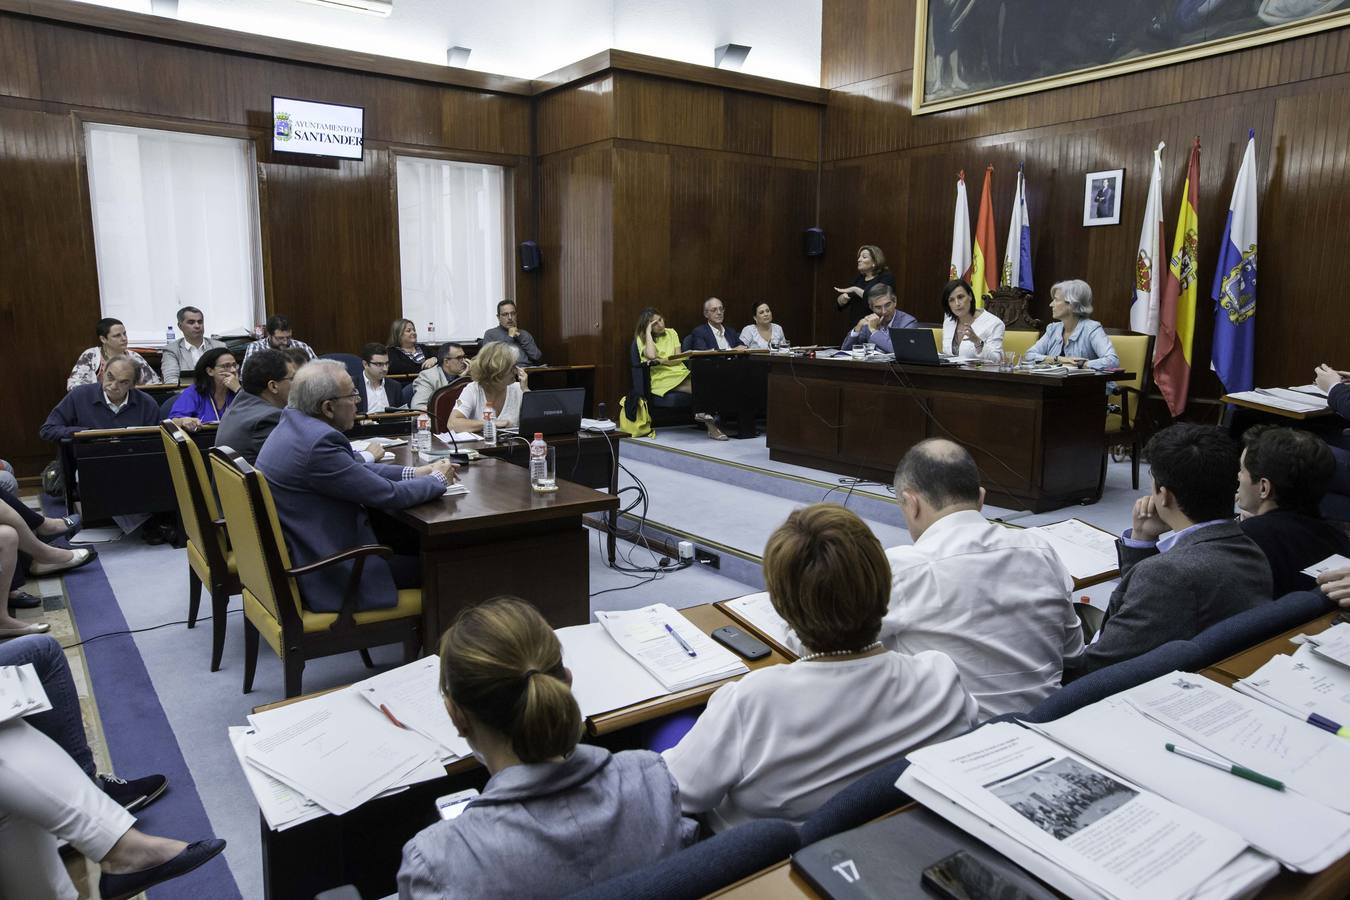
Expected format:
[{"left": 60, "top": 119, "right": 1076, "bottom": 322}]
[
  {"left": 969, "top": 166, "right": 998, "bottom": 307},
  {"left": 1130, "top": 141, "right": 1166, "bottom": 335},
  {"left": 949, "top": 171, "right": 971, "bottom": 282},
  {"left": 1001, "top": 163, "right": 1033, "bottom": 291},
  {"left": 1155, "top": 138, "right": 1201, "bottom": 418},
  {"left": 1210, "top": 130, "right": 1258, "bottom": 394}
]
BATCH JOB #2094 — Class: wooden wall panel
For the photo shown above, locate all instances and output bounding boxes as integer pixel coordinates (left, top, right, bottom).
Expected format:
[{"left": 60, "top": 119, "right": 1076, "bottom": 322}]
[
  {"left": 535, "top": 75, "right": 615, "bottom": 156},
  {"left": 821, "top": 0, "right": 914, "bottom": 90},
  {"left": 819, "top": 0, "right": 1350, "bottom": 401}
]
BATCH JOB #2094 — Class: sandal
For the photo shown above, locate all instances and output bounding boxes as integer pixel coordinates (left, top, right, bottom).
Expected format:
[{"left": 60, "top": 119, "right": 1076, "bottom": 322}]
[
  {"left": 39, "top": 514, "right": 82, "bottom": 544},
  {"left": 29, "top": 547, "right": 98, "bottom": 576},
  {"left": 0, "top": 622, "right": 51, "bottom": 638}
]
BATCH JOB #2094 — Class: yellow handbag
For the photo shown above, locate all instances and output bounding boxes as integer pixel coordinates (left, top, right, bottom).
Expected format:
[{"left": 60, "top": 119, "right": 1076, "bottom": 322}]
[{"left": 617, "top": 395, "right": 654, "bottom": 437}]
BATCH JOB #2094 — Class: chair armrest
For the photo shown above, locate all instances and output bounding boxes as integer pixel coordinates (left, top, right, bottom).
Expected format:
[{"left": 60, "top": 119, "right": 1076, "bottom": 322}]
[{"left": 285, "top": 544, "right": 393, "bottom": 577}]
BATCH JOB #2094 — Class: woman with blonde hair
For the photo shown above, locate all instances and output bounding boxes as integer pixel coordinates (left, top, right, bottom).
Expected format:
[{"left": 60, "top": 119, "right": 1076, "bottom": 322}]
[
  {"left": 831, "top": 244, "right": 896, "bottom": 323},
  {"left": 398, "top": 598, "right": 694, "bottom": 898},
  {"left": 448, "top": 341, "right": 528, "bottom": 433},
  {"left": 386, "top": 318, "right": 439, "bottom": 376},
  {"left": 663, "top": 503, "right": 977, "bottom": 832}
]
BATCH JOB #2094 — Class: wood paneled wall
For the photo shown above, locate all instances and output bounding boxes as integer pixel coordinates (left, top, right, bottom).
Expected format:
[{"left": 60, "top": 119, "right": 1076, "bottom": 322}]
[
  {"left": 0, "top": 9, "right": 532, "bottom": 473},
  {"left": 536, "top": 72, "right": 823, "bottom": 412},
  {"left": 817, "top": 0, "right": 1350, "bottom": 411}
]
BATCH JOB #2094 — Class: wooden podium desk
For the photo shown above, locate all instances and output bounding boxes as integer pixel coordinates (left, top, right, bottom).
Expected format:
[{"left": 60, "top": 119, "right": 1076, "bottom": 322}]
[
  {"left": 758, "top": 356, "right": 1113, "bottom": 512},
  {"left": 253, "top": 602, "right": 782, "bottom": 900},
  {"left": 379, "top": 448, "right": 618, "bottom": 645}
]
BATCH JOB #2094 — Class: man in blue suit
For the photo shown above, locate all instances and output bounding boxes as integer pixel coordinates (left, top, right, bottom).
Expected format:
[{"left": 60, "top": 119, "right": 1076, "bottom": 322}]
[
  {"left": 256, "top": 360, "right": 455, "bottom": 613},
  {"left": 681, "top": 297, "right": 746, "bottom": 352},
  {"left": 840, "top": 282, "right": 918, "bottom": 355}
]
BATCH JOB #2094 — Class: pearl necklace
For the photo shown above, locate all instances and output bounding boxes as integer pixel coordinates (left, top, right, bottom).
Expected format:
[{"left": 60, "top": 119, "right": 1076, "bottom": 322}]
[{"left": 798, "top": 641, "right": 883, "bottom": 663}]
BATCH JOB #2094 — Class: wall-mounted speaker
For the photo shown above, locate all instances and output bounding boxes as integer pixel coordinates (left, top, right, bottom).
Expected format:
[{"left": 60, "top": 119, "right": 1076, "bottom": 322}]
[
  {"left": 519, "top": 240, "right": 541, "bottom": 272},
  {"left": 803, "top": 227, "right": 825, "bottom": 258}
]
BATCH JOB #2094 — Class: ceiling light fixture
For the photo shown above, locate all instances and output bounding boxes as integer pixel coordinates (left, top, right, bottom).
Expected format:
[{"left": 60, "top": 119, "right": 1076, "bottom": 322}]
[
  {"left": 446, "top": 46, "right": 472, "bottom": 67},
  {"left": 714, "top": 43, "right": 751, "bottom": 70},
  {"left": 296, "top": 0, "right": 394, "bottom": 17}
]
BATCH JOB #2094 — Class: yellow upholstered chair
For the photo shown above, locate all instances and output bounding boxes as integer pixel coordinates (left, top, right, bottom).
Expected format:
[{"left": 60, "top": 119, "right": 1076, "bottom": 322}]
[
  {"left": 209, "top": 447, "right": 422, "bottom": 698},
  {"left": 1104, "top": 331, "right": 1156, "bottom": 492},
  {"left": 930, "top": 327, "right": 943, "bottom": 352},
  {"left": 161, "top": 421, "right": 240, "bottom": 672},
  {"left": 1002, "top": 330, "right": 1039, "bottom": 358}
]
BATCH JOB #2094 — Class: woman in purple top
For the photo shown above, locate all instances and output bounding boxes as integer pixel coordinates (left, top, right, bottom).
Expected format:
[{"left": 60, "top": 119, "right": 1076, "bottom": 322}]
[{"left": 168, "top": 348, "right": 238, "bottom": 425}]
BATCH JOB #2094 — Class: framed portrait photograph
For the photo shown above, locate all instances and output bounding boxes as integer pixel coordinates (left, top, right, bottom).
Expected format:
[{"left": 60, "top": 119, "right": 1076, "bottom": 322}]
[{"left": 1083, "top": 169, "right": 1124, "bottom": 227}]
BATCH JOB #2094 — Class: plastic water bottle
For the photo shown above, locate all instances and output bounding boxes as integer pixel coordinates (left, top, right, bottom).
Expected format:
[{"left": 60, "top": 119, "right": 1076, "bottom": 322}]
[
  {"left": 482, "top": 404, "right": 496, "bottom": 446},
  {"left": 165, "top": 324, "right": 176, "bottom": 344},
  {"left": 426, "top": 321, "right": 436, "bottom": 344},
  {"left": 529, "top": 432, "right": 552, "bottom": 492},
  {"left": 414, "top": 413, "right": 431, "bottom": 453}
]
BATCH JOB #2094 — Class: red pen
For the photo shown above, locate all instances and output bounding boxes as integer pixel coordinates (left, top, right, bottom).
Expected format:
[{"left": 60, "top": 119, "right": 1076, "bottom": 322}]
[{"left": 380, "top": 703, "right": 408, "bottom": 730}]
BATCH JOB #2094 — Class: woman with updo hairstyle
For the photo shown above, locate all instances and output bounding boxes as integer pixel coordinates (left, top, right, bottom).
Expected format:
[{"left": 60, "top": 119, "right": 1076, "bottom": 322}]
[
  {"left": 831, "top": 244, "right": 896, "bottom": 322},
  {"left": 940, "top": 278, "right": 1005, "bottom": 362},
  {"left": 448, "top": 341, "right": 528, "bottom": 433},
  {"left": 398, "top": 598, "right": 694, "bottom": 899},
  {"left": 662, "top": 503, "right": 977, "bottom": 832}
]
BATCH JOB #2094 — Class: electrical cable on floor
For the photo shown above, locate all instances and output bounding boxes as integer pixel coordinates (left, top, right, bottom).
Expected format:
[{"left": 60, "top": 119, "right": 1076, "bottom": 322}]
[{"left": 61, "top": 608, "right": 245, "bottom": 650}]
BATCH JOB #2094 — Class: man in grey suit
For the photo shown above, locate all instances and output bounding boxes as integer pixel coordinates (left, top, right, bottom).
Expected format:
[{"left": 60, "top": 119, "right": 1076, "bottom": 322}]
[
  {"left": 1067, "top": 424, "right": 1272, "bottom": 679},
  {"left": 482, "top": 300, "right": 543, "bottom": 366},
  {"left": 214, "top": 350, "right": 297, "bottom": 463},
  {"left": 255, "top": 360, "right": 455, "bottom": 613},
  {"left": 160, "top": 306, "right": 227, "bottom": 384}
]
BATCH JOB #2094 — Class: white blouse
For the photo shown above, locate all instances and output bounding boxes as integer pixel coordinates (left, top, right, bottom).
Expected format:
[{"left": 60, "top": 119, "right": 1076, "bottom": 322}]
[
  {"left": 940, "top": 311, "right": 1005, "bottom": 362},
  {"left": 739, "top": 323, "right": 787, "bottom": 350},
  {"left": 662, "top": 650, "right": 977, "bottom": 832},
  {"left": 452, "top": 382, "right": 523, "bottom": 428}
]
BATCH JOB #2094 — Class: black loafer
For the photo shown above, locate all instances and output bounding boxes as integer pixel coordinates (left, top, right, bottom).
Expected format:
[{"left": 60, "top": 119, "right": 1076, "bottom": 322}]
[
  {"left": 99, "top": 838, "right": 226, "bottom": 900},
  {"left": 40, "top": 514, "right": 82, "bottom": 544},
  {"left": 7, "top": 591, "right": 42, "bottom": 610}
]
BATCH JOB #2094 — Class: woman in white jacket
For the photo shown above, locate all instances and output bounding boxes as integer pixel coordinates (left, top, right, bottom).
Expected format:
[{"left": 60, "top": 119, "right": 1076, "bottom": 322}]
[{"left": 940, "top": 278, "right": 1005, "bottom": 362}]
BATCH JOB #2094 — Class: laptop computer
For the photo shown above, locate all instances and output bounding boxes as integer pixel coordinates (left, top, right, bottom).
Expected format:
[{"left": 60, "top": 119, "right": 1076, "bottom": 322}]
[
  {"left": 516, "top": 387, "right": 585, "bottom": 436},
  {"left": 888, "top": 327, "right": 955, "bottom": 366}
]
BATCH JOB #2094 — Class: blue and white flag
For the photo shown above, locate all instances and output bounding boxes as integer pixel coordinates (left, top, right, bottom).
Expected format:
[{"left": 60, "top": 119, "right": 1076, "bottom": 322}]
[
  {"left": 1211, "top": 130, "right": 1258, "bottom": 393},
  {"left": 1001, "top": 164, "right": 1033, "bottom": 291}
]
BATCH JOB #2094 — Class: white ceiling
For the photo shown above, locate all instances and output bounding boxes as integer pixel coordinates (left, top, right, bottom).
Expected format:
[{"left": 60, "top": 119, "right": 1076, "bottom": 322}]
[{"left": 75, "top": 0, "right": 824, "bottom": 85}]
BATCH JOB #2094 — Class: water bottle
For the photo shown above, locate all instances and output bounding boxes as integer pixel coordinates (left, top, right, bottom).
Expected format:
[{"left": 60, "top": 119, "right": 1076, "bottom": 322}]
[
  {"left": 529, "top": 432, "right": 550, "bottom": 491},
  {"left": 426, "top": 321, "right": 436, "bottom": 344},
  {"left": 165, "top": 324, "right": 176, "bottom": 345},
  {"left": 415, "top": 413, "right": 431, "bottom": 454},
  {"left": 482, "top": 404, "right": 496, "bottom": 446}
]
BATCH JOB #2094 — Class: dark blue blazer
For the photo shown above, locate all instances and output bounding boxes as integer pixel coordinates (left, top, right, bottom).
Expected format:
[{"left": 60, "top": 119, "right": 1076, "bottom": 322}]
[
  {"left": 255, "top": 409, "right": 445, "bottom": 612},
  {"left": 40, "top": 384, "right": 161, "bottom": 441},
  {"left": 358, "top": 377, "right": 403, "bottom": 414},
  {"left": 681, "top": 323, "right": 745, "bottom": 352}
]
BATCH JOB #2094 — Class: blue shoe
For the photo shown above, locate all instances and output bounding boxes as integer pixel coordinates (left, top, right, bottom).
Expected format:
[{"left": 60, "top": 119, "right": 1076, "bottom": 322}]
[
  {"left": 39, "top": 514, "right": 81, "bottom": 544},
  {"left": 99, "top": 839, "right": 226, "bottom": 900}
]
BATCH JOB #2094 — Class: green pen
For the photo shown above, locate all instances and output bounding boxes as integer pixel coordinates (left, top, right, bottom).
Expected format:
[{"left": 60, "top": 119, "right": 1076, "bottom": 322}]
[{"left": 1165, "top": 743, "right": 1285, "bottom": 791}]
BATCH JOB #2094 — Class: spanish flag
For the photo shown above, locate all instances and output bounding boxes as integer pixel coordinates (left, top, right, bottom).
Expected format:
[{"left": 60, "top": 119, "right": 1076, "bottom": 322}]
[
  {"left": 969, "top": 166, "right": 998, "bottom": 308},
  {"left": 1154, "top": 138, "right": 1201, "bottom": 418}
]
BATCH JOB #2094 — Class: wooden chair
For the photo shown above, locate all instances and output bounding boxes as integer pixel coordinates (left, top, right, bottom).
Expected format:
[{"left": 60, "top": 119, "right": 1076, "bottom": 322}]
[
  {"left": 428, "top": 377, "right": 472, "bottom": 432},
  {"left": 984, "top": 285, "right": 1042, "bottom": 330},
  {"left": 160, "top": 421, "right": 240, "bottom": 672},
  {"left": 209, "top": 447, "right": 422, "bottom": 698},
  {"left": 1102, "top": 331, "right": 1156, "bottom": 494}
]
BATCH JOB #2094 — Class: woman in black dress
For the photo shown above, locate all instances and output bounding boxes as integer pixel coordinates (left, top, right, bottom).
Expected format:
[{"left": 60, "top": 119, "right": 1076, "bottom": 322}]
[{"left": 833, "top": 244, "right": 896, "bottom": 322}]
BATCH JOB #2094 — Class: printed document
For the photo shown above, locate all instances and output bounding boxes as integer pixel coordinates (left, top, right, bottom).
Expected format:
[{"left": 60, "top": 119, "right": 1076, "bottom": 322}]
[
  {"left": 1225, "top": 389, "right": 1325, "bottom": 413},
  {"left": 1236, "top": 651, "right": 1350, "bottom": 733},
  {"left": 556, "top": 623, "right": 669, "bottom": 717},
  {"left": 1124, "top": 672, "right": 1350, "bottom": 813},
  {"left": 1031, "top": 519, "right": 1119, "bottom": 582},
  {"left": 228, "top": 726, "right": 324, "bottom": 831},
  {"left": 0, "top": 664, "right": 51, "bottom": 724},
  {"left": 902, "top": 722, "right": 1249, "bottom": 900},
  {"left": 721, "top": 592, "right": 797, "bottom": 657},
  {"left": 1301, "top": 554, "right": 1350, "bottom": 579},
  {"left": 1306, "top": 622, "right": 1350, "bottom": 669},
  {"left": 595, "top": 604, "right": 746, "bottom": 691},
  {"left": 354, "top": 656, "right": 470, "bottom": 762}
]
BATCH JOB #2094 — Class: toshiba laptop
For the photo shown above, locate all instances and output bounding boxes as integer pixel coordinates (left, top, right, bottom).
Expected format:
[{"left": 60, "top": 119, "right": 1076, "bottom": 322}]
[
  {"left": 888, "top": 327, "right": 955, "bottom": 366},
  {"left": 516, "top": 387, "right": 585, "bottom": 436}
]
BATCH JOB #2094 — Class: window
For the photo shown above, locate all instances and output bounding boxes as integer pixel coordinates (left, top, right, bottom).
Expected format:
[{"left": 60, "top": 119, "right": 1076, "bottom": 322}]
[
  {"left": 395, "top": 156, "right": 510, "bottom": 341},
  {"left": 84, "top": 123, "right": 264, "bottom": 343}
]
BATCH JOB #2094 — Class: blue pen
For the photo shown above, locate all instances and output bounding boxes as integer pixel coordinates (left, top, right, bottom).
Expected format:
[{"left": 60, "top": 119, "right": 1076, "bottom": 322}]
[
  {"left": 664, "top": 624, "right": 697, "bottom": 657},
  {"left": 1307, "top": 712, "right": 1350, "bottom": 738}
]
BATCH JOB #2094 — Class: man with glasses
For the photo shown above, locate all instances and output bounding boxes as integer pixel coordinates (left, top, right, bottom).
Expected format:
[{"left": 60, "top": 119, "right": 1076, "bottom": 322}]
[
  {"left": 243, "top": 314, "right": 318, "bottom": 362},
  {"left": 160, "top": 305, "right": 227, "bottom": 384},
  {"left": 215, "top": 349, "right": 300, "bottom": 464},
  {"left": 482, "top": 300, "right": 544, "bottom": 366},
  {"left": 358, "top": 342, "right": 402, "bottom": 415},
  {"left": 409, "top": 343, "right": 468, "bottom": 411},
  {"left": 682, "top": 296, "right": 746, "bottom": 352},
  {"left": 256, "top": 361, "right": 455, "bottom": 613}
]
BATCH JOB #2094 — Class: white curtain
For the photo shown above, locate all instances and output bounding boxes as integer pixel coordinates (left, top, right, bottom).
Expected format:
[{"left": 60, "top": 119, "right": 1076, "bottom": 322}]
[
  {"left": 84, "top": 123, "right": 263, "bottom": 344},
  {"left": 396, "top": 156, "right": 509, "bottom": 341}
]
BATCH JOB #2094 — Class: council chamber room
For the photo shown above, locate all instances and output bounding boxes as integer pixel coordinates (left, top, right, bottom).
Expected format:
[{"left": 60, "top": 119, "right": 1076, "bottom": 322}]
[{"left": 5, "top": 0, "right": 1350, "bottom": 898}]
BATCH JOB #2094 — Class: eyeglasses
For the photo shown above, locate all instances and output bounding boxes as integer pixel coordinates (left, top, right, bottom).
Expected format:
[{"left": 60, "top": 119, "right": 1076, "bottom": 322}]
[
  {"left": 215, "top": 362, "right": 239, "bottom": 370},
  {"left": 325, "top": 391, "right": 361, "bottom": 404},
  {"left": 367, "top": 361, "right": 389, "bottom": 368}
]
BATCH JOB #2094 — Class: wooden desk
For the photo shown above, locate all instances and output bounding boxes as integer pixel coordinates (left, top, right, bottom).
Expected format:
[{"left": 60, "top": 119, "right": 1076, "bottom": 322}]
[
  {"left": 759, "top": 356, "right": 1111, "bottom": 512},
  {"left": 253, "top": 602, "right": 783, "bottom": 900},
  {"left": 381, "top": 449, "right": 618, "bottom": 644},
  {"left": 687, "top": 354, "right": 769, "bottom": 439},
  {"left": 1201, "top": 611, "right": 1339, "bottom": 686}
]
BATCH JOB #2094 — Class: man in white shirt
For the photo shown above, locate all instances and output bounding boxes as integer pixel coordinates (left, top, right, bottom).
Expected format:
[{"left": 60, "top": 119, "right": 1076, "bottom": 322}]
[
  {"left": 682, "top": 297, "right": 746, "bottom": 352},
  {"left": 358, "top": 342, "right": 400, "bottom": 415},
  {"left": 160, "top": 306, "right": 227, "bottom": 383},
  {"left": 875, "top": 438, "right": 1083, "bottom": 718}
]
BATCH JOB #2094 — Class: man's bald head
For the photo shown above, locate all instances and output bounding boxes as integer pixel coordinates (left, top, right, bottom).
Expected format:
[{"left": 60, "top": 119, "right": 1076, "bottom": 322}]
[{"left": 894, "top": 438, "right": 982, "bottom": 510}]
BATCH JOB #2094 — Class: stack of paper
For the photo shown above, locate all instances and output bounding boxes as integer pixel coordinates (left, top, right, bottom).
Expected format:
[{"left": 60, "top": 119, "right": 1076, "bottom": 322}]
[
  {"left": 1030, "top": 519, "right": 1118, "bottom": 582},
  {"left": 349, "top": 437, "right": 408, "bottom": 453},
  {"left": 721, "top": 592, "right": 798, "bottom": 657},
  {"left": 594, "top": 604, "right": 747, "bottom": 691},
  {"left": 0, "top": 664, "right": 52, "bottom": 724},
  {"left": 899, "top": 722, "right": 1271, "bottom": 900},
  {"left": 1236, "top": 651, "right": 1350, "bottom": 735},
  {"left": 556, "top": 623, "right": 670, "bottom": 718},
  {"left": 580, "top": 418, "right": 616, "bottom": 432},
  {"left": 353, "top": 655, "right": 471, "bottom": 762},
  {"left": 435, "top": 431, "right": 482, "bottom": 445},
  {"left": 1226, "top": 389, "right": 1326, "bottom": 413},
  {"left": 1302, "top": 553, "right": 1350, "bottom": 579},
  {"left": 1306, "top": 622, "right": 1350, "bottom": 669}
]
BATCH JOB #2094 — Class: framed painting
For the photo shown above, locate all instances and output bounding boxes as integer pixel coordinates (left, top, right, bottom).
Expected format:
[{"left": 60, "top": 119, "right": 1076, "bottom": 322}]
[
  {"left": 914, "top": 1, "right": 1350, "bottom": 115},
  {"left": 1083, "top": 169, "right": 1124, "bottom": 226}
]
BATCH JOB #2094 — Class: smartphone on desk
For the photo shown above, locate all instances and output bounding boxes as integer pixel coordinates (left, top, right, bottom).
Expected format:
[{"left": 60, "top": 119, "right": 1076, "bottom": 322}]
[
  {"left": 435, "top": 788, "right": 479, "bottom": 821},
  {"left": 921, "top": 850, "right": 1037, "bottom": 900},
  {"left": 711, "top": 625, "right": 771, "bottom": 660}
]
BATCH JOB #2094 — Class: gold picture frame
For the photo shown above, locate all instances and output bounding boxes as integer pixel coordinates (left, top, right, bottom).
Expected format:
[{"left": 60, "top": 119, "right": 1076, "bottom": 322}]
[{"left": 913, "top": 2, "right": 1350, "bottom": 116}]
